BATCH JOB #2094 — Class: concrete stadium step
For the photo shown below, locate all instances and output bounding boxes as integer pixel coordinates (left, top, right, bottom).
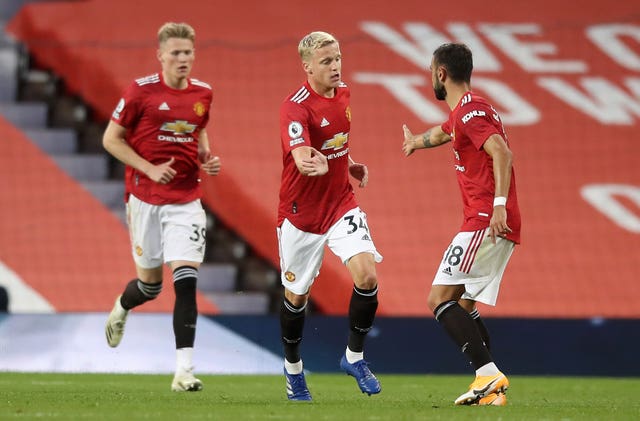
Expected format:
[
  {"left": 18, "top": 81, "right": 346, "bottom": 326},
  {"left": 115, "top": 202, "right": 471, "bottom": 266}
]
[
  {"left": 19, "top": 69, "right": 59, "bottom": 104},
  {"left": 24, "top": 128, "right": 77, "bottom": 154},
  {"left": 0, "top": 0, "right": 38, "bottom": 22},
  {"left": 0, "top": 46, "right": 18, "bottom": 101},
  {"left": 111, "top": 207, "right": 127, "bottom": 226},
  {"left": 204, "top": 291, "right": 270, "bottom": 315},
  {"left": 197, "top": 263, "right": 237, "bottom": 293},
  {"left": 0, "top": 101, "right": 47, "bottom": 128},
  {"left": 53, "top": 154, "right": 108, "bottom": 181},
  {"left": 237, "top": 255, "right": 279, "bottom": 292},
  {"left": 81, "top": 180, "right": 124, "bottom": 209}
]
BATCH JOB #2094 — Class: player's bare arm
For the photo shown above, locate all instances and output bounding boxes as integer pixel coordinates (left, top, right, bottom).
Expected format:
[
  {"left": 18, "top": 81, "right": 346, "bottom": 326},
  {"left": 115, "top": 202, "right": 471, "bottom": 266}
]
[
  {"left": 402, "top": 124, "right": 451, "bottom": 156},
  {"left": 291, "top": 146, "right": 328, "bottom": 176},
  {"left": 198, "top": 129, "right": 221, "bottom": 176},
  {"left": 102, "top": 120, "right": 176, "bottom": 185},
  {"left": 348, "top": 155, "right": 368, "bottom": 188},
  {"left": 483, "top": 134, "right": 513, "bottom": 243}
]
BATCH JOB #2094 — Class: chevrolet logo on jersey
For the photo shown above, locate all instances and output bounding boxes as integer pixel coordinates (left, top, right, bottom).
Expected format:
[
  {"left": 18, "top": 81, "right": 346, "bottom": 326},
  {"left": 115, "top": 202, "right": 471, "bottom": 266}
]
[
  {"left": 160, "top": 120, "right": 197, "bottom": 135},
  {"left": 321, "top": 132, "right": 349, "bottom": 151}
]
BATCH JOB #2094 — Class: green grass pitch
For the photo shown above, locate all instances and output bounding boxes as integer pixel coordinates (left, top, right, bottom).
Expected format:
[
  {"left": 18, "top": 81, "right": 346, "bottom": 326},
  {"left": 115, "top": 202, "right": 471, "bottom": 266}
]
[{"left": 1, "top": 373, "right": 639, "bottom": 420}]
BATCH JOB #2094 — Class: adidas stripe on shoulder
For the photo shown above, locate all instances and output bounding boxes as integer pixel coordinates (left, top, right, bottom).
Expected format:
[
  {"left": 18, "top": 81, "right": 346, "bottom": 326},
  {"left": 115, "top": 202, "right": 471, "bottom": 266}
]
[
  {"left": 135, "top": 73, "right": 160, "bottom": 86},
  {"left": 289, "top": 82, "right": 347, "bottom": 104},
  {"left": 290, "top": 86, "right": 310, "bottom": 104},
  {"left": 191, "top": 78, "right": 212, "bottom": 89}
]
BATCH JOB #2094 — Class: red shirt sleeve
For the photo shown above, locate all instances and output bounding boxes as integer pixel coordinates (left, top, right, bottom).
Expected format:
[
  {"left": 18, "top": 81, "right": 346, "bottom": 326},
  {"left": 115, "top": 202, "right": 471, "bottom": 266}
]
[
  {"left": 280, "top": 101, "right": 310, "bottom": 153},
  {"left": 459, "top": 103, "right": 502, "bottom": 151},
  {"left": 441, "top": 119, "right": 452, "bottom": 136},
  {"left": 200, "top": 89, "right": 213, "bottom": 129},
  {"left": 110, "top": 82, "right": 142, "bottom": 131}
]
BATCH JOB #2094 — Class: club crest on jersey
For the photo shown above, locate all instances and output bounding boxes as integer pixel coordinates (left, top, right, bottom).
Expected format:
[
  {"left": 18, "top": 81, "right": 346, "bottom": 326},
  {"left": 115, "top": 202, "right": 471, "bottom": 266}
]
[
  {"left": 160, "top": 120, "right": 197, "bottom": 135},
  {"left": 345, "top": 106, "right": 351, "bottom": 122},
  {"left": 193, "top": 102, "right": 206, "bottom": 117},
  {"left": 284, "top": 271, "right": 296, "bottom": 282},
  {"left": 321, "top": 132, "right": 349, "bottom": 150}
]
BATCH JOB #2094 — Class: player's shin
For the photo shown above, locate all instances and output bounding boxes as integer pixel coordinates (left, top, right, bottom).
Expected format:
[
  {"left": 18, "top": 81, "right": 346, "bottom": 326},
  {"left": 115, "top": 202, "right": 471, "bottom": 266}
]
[
  {"left": 347, "top": 285, "right": 378, "bottom": 355},
  {"left": 120, "top": 279, "right": 162, "bottom": 310},
  {"left": 173, "top": 266, "right": 198, "bottom": 349},
  {"left": 280, "top": 297, "right": 306, "bottom": 369},
  {"left": 434, "top": 300, "right": 493, "bottom": 369},
  {"left": 470, "top": 307, "right": 491, "bottom": 351}
]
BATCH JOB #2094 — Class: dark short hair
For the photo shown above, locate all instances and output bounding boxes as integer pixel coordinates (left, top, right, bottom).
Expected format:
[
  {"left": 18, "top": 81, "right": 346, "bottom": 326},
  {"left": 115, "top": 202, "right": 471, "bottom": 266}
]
[{"left": 433, "top": 43, "right": 473, "bottom": 83}]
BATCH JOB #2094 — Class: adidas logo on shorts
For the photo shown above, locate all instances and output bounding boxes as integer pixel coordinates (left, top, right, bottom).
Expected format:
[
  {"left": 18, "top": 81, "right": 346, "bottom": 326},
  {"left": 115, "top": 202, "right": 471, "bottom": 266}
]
[{"left": 442, "top": 266, "right": 453, "bottom": 276}]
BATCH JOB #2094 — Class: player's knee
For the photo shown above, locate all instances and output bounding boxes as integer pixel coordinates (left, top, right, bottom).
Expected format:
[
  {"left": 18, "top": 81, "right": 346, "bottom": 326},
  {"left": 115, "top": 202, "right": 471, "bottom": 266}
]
[
  {"left": 288, "top": 296, "right": 307, "bottom": 308},
  {"left": 284, "top": 289, "right": 308, "bottom": 308},
  {"left": 428, "top": 285, "right": 464, "bottom": 313},
  {"left": 355, "top": 272, "right": 377, "bottom": 290},
  {"left": 427, "top": 293, "right": 445, "bottom": 313}
]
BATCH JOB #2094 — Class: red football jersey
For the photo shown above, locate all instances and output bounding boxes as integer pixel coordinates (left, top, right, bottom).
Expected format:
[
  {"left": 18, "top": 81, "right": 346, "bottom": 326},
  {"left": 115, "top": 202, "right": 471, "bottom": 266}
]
[
  {"left": 441, "top": 91, "right": 521, "bottom": 243},
  {"left": 111, "top": 72, "right": 213, "bottom": 205},
  {"left": 278, "top": 81, "right": 357, "bottom": 234}
]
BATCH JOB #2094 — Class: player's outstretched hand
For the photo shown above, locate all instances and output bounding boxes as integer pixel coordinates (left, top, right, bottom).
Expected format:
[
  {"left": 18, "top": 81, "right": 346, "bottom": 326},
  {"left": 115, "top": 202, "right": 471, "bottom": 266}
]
[
  {"left": 402, "top": 124, "right": 418, "bottom": 157},
  {"left": 349, "top": 161, "right": 369, "bottom": 188},
  {"left": 147, "top": 157, "right": 177, "bottom": 184}
]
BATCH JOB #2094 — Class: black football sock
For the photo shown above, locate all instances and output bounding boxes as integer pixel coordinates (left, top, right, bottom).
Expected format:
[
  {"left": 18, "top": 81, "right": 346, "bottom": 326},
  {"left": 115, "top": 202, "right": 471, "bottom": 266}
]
[
  {"left": 173, "top": 266, "right": 198, "bottom": 349},
  {"left": 120, "top": 279, "right": 162, "bottom": 310},
  {"left": 280, "top": 298, "right": 306, "bottom": 363},
  {"left": 347, "top": 286, "right": 378, "bottom": 353},
  {"left": 470, "top": 307, "right": 491, "bottom": 352},
  {"left": 434, "top": 300, "right": 492, "bottom": 369}
]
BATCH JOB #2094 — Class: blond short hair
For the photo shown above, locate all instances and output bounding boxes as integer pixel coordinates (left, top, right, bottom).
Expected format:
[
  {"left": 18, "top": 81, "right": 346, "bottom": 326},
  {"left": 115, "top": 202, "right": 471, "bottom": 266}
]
[
  {"left": 298, "top": 31, "right": 338, "bottom": 61},
  {"left": 157, "top": 22, "right": 195, "bottom": 45}
]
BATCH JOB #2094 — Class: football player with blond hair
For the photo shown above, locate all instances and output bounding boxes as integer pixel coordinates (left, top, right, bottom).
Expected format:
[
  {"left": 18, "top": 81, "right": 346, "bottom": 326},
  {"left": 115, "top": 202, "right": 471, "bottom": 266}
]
[
  {"left": 103, "top": 22, "right": 221, "bottom": 392},
  {"left": 277, "top": 31, "right": 383, "bottom": 401}
]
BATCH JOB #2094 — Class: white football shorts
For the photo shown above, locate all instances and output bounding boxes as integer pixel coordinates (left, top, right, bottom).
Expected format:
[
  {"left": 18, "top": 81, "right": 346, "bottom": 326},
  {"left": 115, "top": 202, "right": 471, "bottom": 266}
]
[
  {"left": 432, "top": 228, "right": 515, "bottom": 306},
  {"left": 126, "top": 195, "right": 207, "bottom": 268},
  {"left": 276, "top": 207, "right": 383, "bottom": 295}
]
